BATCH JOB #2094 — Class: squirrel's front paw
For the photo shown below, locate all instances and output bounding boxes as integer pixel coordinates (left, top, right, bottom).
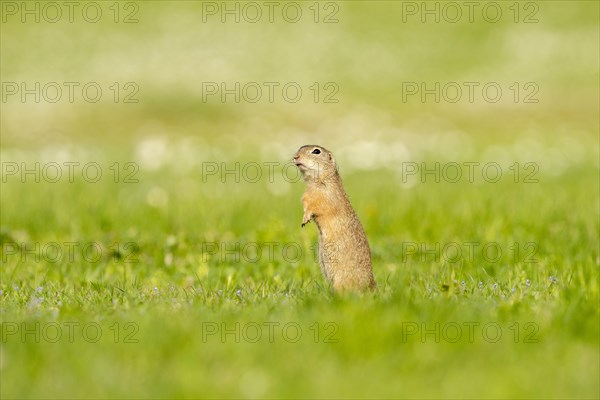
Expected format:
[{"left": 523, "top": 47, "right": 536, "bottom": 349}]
[{"left": 301, "top": 213, "right": 312, "bottom": 227}]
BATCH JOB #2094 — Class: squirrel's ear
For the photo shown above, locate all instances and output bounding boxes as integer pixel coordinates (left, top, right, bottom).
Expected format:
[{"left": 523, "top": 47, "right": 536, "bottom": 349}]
[{"left": 329, "top": 152, "right": 338, "bottom": 172}]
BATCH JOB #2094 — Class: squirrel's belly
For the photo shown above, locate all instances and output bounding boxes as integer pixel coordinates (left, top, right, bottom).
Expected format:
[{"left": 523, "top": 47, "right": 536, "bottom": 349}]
[{"left": 316, "top": 217, "right": 374, "bottom": 288}]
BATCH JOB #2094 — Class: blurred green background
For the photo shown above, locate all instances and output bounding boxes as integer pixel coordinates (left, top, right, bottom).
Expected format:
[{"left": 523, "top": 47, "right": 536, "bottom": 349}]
[{"left": 1, "top": 1, "right": 599, "bottom": 399}]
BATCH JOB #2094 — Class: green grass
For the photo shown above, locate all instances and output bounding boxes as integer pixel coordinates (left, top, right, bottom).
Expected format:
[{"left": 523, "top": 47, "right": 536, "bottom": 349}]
[
  {"left": 1, "top": 1, "right": 599, "bottom": 399},
  {"left": 1, "top": 161, "right": 598, "bottom": 398}
]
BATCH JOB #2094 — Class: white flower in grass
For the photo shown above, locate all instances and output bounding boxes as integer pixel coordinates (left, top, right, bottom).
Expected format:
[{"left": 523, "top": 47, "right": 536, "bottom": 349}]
[{"left": 28, "top": 296, "right": 43, "bottom": 309}]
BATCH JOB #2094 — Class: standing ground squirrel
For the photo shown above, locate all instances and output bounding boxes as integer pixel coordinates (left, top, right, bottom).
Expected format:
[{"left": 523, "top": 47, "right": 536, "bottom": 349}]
[{"left": 293, "top": 145, "right": 376, "bottom": 292}]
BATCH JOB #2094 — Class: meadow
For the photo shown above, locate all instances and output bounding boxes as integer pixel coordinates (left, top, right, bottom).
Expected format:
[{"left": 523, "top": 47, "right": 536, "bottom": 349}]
[{"left": 1, "top": 1, "right": 599, "bottom": 399}]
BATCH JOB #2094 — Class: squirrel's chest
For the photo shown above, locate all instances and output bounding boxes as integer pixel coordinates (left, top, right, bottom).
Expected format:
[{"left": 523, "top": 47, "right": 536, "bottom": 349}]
[
  {"left": 304, "top": 190, "right": 334, "bottom": 213},
  {"left": 304, "top": 192, "right": 344, "bottom": 232}
]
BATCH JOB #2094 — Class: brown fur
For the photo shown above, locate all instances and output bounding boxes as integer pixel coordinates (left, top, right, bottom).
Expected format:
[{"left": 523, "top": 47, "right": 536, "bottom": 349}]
[{"left": 293, "top": 145, "right": 376, "bottom": 292}]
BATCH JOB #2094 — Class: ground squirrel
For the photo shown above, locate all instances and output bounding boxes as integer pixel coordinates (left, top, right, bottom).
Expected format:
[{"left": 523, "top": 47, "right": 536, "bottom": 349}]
[{"left": 293, "top": 145, "right": 376, "bottom": 292}]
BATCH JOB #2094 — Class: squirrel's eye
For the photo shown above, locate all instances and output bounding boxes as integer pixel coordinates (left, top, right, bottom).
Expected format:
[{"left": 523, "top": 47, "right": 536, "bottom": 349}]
[{"left": 312, "top": 148, "right": 321, "bottom": 155}]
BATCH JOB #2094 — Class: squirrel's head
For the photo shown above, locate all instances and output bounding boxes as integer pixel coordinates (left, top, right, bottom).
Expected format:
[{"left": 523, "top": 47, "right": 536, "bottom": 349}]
[{"left": 293, "top": 145, "right": 338, "bottom": 183}]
